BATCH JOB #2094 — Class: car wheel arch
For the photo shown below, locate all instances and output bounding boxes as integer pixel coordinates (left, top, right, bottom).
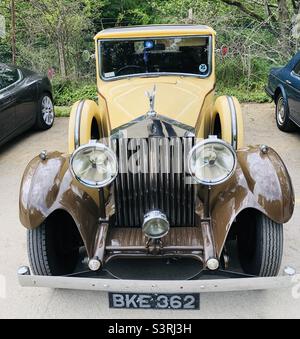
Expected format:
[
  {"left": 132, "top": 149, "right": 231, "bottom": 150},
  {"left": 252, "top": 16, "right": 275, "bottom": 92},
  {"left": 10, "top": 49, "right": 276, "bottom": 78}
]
[
  {"left": 226, "top": 208, "right": 268, "bottom": 238},
  {"left": 219, "top": 206, "right": 284, "bottom": 259},
  {"left": 211, "top": 145, "right": 294, "bottom": 257},
  {"left": 68, "top": 100, "right": 103, "bottom": 153},
  {"left": 27, "top": 208, "right": 84, "bottom": 276},
  {"left": 91, "top": 116, "right": 101, "bottom": 140},
  {"left": 42, "top": 208, "right": 82, "bottom": 241},
  {"left": 274, "top": 88, "right": 281, "bottom": 102},
  {"left": 36, "top": 90, "right": 54, "bottom": 108},
  {"left": 275, "top": 85, "right": 287, "bottom": 104},
  {"left": 212, "top": 113, "right": 222, "bottom": 139},
  {"left": 274, "top": 85, "right": 296, "bottom": 132},
  {"left": 30, "top": 208, "right": 87, "bottom": 256},
  {"left": 19, "top": 152, "right": 100, "bottom": 258},
  {"left": 212, "top": 95, "right": 244, "bottom": 150},
  {"left": 41, "top": 90, "right": 53, "bottom": 101},
  {"left": 223, "top": 207, "right": 284, "bottom": 276}
]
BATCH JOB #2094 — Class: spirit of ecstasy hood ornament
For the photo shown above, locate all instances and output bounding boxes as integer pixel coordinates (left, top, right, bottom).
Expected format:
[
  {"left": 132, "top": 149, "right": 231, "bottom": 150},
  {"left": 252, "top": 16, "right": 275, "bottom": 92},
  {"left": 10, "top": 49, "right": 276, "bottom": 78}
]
[{"left": 145, "top": 85, "right": 157, "bottom": 118}]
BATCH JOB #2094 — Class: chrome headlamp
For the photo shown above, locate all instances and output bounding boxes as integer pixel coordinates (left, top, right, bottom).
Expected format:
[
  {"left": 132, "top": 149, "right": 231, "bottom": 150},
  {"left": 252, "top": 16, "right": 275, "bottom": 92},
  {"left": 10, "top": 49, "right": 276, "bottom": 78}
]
[
  {"left": 188, "top": 138, "right": 237, "bottom": 186},
  {"left": 142, "top": 211, "right": 170, "bottom": 239},
  {"left": 70, "top": 142, "right": 118, "bottom": 188}
]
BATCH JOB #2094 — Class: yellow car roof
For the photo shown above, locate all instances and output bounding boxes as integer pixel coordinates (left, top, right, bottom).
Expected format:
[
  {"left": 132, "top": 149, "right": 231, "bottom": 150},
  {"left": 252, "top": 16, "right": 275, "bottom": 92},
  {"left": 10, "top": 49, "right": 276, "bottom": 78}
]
[{"left": 95, "top": 25, "right": 216, "bottom": 40}]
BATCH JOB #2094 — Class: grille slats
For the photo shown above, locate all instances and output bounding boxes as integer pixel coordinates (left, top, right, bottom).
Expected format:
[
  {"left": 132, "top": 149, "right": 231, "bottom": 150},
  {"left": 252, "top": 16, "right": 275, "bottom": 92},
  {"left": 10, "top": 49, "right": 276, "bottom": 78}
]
[
  {"left": 187, "top": 138, "right": 195, "bottom": 226},
  {"left": 114, "top": 137, "right": 195, "bottom": 227},
  {"left": 137, "top": 139, "right": 144, "bottom": 223},
  {"left": 169, "top": 140, "right": 175, "bottom": 226},
  {"left": 120, "top": 139, "right": 130, "bottom": 226}
]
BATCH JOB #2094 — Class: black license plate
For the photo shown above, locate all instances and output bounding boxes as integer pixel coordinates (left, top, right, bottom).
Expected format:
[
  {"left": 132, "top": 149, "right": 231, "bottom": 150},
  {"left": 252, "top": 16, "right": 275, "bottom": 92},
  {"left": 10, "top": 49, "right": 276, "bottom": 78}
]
[{"left": 109, "top": 293, "right": 200, "bottom": 310}]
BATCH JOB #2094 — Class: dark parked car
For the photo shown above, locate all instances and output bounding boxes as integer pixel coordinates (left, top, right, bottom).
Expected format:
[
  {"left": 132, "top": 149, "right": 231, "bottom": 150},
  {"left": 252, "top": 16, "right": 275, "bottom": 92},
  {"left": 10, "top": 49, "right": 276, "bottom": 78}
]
[
  {"left": 266, "top": 52, "right": 300, "bottom": 132},
  {"left": 0, "top": 63, "right": 54, "bottom": 147}
]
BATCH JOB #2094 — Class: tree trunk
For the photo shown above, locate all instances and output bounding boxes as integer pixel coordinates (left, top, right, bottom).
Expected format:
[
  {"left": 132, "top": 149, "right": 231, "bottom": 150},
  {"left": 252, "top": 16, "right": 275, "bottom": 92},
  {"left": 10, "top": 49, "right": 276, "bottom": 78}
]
[
  {"left": 11, "top": 0, "right": 16, "bottom": 64},
  {"left": 264, "top": 0, "right": 272, "bottom": 17},
  {"left": 295, "top": 3, "right": 300, "bottom": 52},
  {"left": 277, "top": 0, "right": 291, "bottom": 53},
  {"left": 57, "top": 37, "right": 67, "bottom": 78}
]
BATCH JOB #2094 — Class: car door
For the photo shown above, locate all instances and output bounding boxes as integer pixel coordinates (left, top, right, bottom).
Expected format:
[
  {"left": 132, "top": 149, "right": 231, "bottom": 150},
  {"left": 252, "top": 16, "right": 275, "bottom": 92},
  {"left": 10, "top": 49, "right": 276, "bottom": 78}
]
[
  {"left": 0, "top": 65, "right": 18, "bottom": 143},
  {"left": 285, "top": 61, "right": 300, "bottom": 125},
  {"left": 15, "top": 70, "right": 38, "bottom": 128}
]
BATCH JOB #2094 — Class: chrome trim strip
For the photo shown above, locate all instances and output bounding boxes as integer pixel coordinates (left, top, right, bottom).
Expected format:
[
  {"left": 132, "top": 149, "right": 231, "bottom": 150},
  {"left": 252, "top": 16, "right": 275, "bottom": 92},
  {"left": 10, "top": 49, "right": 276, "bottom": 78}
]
[
  {"left": 110, "top": 114, "right": 195, "bottom": 139},
  {"left": 74, "top": 100, "right": 85, "bottom": 149},
  {"left": 99, "top": 25, "right": 211, "bottom": 34},
  {"left": 110, "top": 115, "right": 146, "bottom": 138},
  {"left": 157, "top": 115, "right": 195, "bottom": 135},
  {"left": 227, "top": 96, "right": 238, "bottom": 150},
  {"left": 291, "top": 70, "right": 300, "bottom": 80}
]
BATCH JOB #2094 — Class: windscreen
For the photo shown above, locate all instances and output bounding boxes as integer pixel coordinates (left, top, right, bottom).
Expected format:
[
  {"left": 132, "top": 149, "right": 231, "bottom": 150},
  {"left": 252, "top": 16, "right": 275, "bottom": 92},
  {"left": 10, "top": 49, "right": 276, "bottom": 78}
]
[{"left": 100, "top": 36, "right": 211, "bottom": 79}]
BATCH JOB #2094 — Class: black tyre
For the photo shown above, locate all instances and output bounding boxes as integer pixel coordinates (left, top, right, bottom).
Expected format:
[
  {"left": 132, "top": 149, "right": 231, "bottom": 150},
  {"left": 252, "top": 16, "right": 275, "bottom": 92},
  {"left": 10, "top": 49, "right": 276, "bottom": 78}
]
[
  {"left": 276, "top": 93, "right": 295, "bottom": 132},
  {"left": 34, "top": 94, "right": 55, "bottom": 130},
  {"left": 27, "top": 213, "right": 81, "bottom": 276},
  {"left": 237, "top": 212, "right": 283, "bottom": 277}
]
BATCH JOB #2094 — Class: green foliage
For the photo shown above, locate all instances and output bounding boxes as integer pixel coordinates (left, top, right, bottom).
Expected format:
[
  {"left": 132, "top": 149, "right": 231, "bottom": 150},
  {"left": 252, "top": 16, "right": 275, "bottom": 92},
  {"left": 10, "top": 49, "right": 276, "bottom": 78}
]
[
  {"left": 216, "top": 86, "right": 270, "bottom": 103},
  {"left": 52, "top": 79, "right": 97, "bottom": 106},
  {"left": 54, "top": 106, "right": 71, "bottom": 117},
  {"left": 215, "top": 54, "right": 273, "bottom": 102},
  {"left": 1, "top": 0, "right": 298, "bottom": 105}
]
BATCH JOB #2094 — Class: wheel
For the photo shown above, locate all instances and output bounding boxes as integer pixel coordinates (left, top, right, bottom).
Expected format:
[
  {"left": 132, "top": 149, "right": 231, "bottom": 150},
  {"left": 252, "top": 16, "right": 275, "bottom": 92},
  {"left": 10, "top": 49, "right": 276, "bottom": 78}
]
[
  {"left": 27, "top": 213, "right": 81, "bottom": 276},
  {"left": 276, "top": 93, "right": 295, "bottom": 132},
  {"left": 237, "top": 212, "right": 283, "bottom": 277},
  {"left": 35, "top": 94, "right": 55, "bottom": 130}
]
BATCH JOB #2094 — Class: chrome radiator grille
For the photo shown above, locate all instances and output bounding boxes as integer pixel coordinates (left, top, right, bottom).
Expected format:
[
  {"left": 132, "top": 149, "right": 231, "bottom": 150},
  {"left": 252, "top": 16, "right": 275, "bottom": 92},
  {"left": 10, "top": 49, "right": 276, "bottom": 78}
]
[{"left": 113, "top": 137, "right": 195, "bottom": 227}]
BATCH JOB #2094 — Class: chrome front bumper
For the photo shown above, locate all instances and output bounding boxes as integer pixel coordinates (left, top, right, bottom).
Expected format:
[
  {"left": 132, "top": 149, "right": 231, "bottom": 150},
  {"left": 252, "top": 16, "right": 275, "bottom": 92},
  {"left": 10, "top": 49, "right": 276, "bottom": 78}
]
[{"left": 18, "top": 266, "right": 297, "bottom": 293}]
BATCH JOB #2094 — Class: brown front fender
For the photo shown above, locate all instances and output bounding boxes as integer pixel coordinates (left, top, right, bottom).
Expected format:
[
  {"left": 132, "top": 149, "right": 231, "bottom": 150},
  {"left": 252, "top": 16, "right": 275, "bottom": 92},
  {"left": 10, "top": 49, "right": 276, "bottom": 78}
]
[
  {"left": 19, "top": 152, "right": 100, "bottom": 258},
  {"left": 20, "top": 147, "right": 294, "bottom": 260},
  {"left": 211, "top": 146, "right": 295, "bottom": 257}
]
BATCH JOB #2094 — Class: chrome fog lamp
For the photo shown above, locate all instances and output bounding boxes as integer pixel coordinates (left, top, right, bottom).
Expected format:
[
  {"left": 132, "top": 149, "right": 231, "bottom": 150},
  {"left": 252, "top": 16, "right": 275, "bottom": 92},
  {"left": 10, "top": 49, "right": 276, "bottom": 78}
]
[
  {"left": 207, "top": 258, "right": 219, "bottom": 271},
  {"left": 188, "top": 138, "right": 237, "bottom": 186},
  {"left": 88, "top": 257, "right": 102, "bottom": 272},
  {"left": 70, "top": 142, "right": 118, "bottom": 188},
  {"left": 142, "top": 211, "right": 170, "bottom": 239}
]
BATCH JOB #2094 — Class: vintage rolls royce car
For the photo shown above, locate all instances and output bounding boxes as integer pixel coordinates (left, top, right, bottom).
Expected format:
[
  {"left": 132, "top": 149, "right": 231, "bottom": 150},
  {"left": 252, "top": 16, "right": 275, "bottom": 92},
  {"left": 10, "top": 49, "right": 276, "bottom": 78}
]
[{"left": 18, "top": 25, "right": 296, "bottom": 300}]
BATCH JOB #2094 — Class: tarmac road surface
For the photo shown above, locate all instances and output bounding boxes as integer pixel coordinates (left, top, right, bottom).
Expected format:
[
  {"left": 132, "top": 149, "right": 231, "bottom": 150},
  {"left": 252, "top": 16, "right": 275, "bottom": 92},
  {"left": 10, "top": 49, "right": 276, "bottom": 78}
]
[{"left": 0, "top": 103, "right": 299, "bottom": 319}]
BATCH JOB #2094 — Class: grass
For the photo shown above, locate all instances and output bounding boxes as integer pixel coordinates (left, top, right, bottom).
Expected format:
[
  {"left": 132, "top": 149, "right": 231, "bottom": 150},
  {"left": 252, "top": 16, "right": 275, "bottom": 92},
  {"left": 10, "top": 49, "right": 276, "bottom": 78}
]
[
  {"left": 55, "top": 106, "right": 71, "bottom": 117},
  {"left": 216, "top": 87, "right": 271, "bottom": 103}
]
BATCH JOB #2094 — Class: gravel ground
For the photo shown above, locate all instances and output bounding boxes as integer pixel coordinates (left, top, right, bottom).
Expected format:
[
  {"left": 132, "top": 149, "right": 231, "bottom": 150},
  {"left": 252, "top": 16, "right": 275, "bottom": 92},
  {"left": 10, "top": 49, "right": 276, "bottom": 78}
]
[{"left": 0, "top": 103, "right": 299, "bottom": 319}]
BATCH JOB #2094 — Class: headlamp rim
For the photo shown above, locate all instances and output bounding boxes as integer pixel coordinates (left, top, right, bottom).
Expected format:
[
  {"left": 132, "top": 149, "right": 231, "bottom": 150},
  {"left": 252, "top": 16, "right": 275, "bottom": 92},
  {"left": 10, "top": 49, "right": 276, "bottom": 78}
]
[
  {"left": 142, "top": 210, "right": 170, "bottom": 239},
  {"left": 187, "top": 138, "right": 237, "bottom": 186},
  {"left": 70, "top": 142, "right": 118, "bottom": 189}
]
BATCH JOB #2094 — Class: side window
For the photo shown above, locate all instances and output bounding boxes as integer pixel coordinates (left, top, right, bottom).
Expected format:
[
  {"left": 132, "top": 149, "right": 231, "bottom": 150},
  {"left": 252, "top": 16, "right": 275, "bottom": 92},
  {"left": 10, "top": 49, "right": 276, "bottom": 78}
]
[
  {"left": 293, "top": 61, "right": 300, "bottom": 76},
  {"left": 0, "top": 65, "right": 19, "bottom": 91}
]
